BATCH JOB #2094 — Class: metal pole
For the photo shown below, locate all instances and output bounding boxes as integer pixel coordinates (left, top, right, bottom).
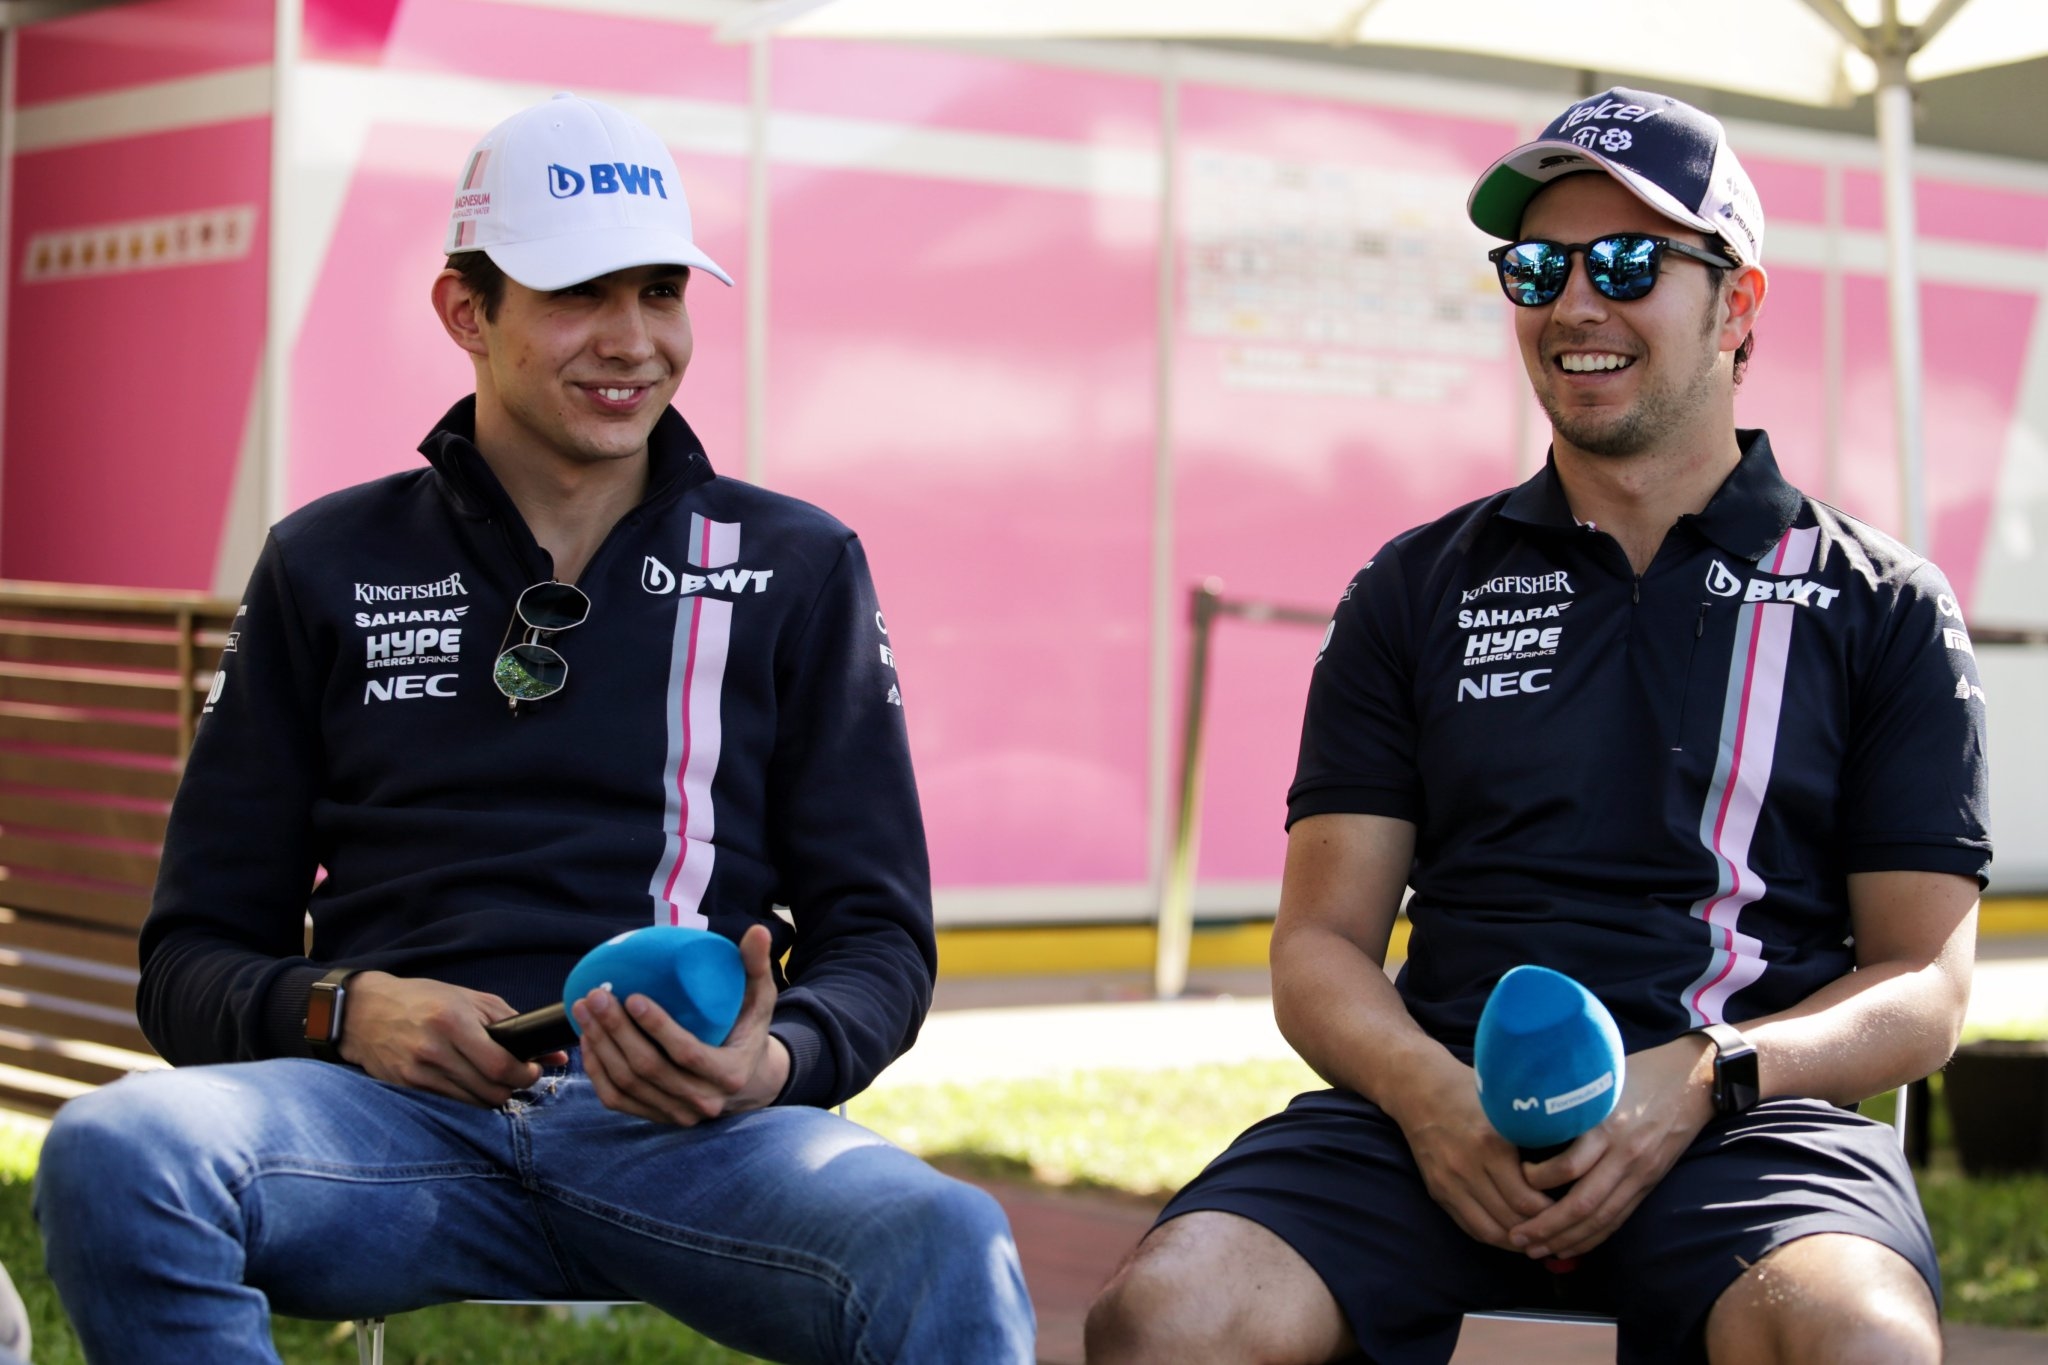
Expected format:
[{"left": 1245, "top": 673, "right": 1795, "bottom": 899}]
[
  {"left": 1875, "top": 52, "right": 1928, "bottom": 552},
  {"left": 263, "top": 0, "right": 301, "bottom": 529},
  {"left": 0, "top": 25, "right": 15, "bottom": 569},
  {"left": 745, "top": 35, "right": 771, "bottom": 486},
  {"left": 175, "top": 608, "right": 197, "bottom": 756},
  {"left": 1154, "top": 578, "right": 1223, "bottom": 1000},
  {"left": 1822, "top": 161, "right": 1844, "bottom": 506},
  {"left": 1145, "top": 49, "right": 1180, "bottom": 916}
]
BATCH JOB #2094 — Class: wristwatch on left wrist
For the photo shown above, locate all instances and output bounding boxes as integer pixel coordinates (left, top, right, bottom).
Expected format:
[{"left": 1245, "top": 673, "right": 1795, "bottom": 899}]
[
  {"left": 1696, "top": 1022, "right": 1761, "bottom": 1116},
  {"left": 304, "top": 968, "right": 363, "bottom": 1063}
]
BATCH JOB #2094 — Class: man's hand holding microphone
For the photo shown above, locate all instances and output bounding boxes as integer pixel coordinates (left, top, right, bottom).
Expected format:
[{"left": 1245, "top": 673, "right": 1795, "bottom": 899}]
[{"left": 338, "top": 924, "right": 774, "bottom": 1124}]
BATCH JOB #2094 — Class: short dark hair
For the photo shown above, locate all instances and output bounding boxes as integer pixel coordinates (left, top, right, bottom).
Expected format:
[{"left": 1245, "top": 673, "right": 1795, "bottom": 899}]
[
  {"left": 445, "top": 250, "right": 507, "bottom": 323},
  {"left": 1702, "top": 234, "right": 1756, "bottom": 387},
  {"left": 1732, "top": 328, "right": 1755, "bottom": 386}
]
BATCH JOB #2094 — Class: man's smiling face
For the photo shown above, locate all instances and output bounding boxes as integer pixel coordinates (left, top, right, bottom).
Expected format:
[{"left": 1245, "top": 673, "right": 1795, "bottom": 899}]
[
  {"left": 477, "top": 263, "right": 693, "bottom": 470},
  {"left": 1513, "top": 174, "right": 1733, "bottom": 463}
]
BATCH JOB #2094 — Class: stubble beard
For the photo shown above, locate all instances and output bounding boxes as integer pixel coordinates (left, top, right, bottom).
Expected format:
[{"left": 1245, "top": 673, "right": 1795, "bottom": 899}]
[{"left": 1538, "top": 289, "right": 1725, "bottom": 460}]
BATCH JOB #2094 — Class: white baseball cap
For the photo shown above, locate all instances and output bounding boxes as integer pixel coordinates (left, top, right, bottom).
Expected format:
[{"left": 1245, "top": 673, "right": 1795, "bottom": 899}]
[{"left": 446, "top": 92, "right": 731, "bottom": 289}]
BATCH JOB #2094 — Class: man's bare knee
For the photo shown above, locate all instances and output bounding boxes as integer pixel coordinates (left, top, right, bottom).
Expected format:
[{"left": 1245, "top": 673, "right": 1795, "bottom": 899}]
[
  {"left": 1706, "top": 1233, "right": 1940, "bottom": 1365},
  {"left": 1086, "top": 1210, "right": 1352, "bottom": 1365}
]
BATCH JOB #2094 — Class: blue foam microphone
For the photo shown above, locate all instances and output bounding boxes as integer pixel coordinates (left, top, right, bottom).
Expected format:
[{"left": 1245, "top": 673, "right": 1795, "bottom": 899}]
[
  {"left": 1474, "top": 965, "right": 1625, "bottom": 1153},
  {"left": 485, "top": 926, "right": 746, "bottom": 1059},
  {"left": 1474, "top": 966, "right": 1625, "bottom": 1276}
]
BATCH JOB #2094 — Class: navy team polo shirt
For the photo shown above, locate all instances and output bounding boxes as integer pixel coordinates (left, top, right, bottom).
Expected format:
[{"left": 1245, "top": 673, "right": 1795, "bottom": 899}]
[{"left": 1291, "top": 430, "right": 1991, "bottom": 1056}]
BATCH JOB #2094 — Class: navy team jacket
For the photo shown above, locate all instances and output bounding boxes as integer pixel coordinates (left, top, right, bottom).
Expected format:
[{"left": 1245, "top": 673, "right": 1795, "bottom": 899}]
[{"left": 139, "top": 398, "right": 931, "bottom": 1108}]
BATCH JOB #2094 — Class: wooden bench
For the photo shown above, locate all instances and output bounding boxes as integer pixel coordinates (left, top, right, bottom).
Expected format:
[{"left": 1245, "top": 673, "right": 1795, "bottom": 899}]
[{"left": 0, "top": 581, "right": 236, "bottom": 1116}]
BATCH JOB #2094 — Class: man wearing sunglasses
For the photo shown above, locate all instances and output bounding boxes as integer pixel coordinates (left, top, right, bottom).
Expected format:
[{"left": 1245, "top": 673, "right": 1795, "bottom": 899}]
[
  {"left": 1091, "top": 88, "right": 1985, "bottom": 1365},
  {"left": 35, "top": 94, "right": 1033, "bottom": 1364}
]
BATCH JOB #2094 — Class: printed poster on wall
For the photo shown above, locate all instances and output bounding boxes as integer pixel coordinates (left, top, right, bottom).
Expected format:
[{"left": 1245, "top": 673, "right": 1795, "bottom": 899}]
[{"left": 1183, "top": 150, "right": 1504, "bottom": 404}]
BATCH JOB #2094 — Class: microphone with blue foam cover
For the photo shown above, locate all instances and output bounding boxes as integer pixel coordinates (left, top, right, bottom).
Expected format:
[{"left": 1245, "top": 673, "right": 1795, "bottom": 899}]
[
  {"left": 1474, "top": 966, "right": 1626, "bottom": 1275},
  {"left": 1474, "top": 965, "right": 1626, "bottom": 1154},
  {"left": 485, "top": 926, "right": 747, "bottom": 1060}
]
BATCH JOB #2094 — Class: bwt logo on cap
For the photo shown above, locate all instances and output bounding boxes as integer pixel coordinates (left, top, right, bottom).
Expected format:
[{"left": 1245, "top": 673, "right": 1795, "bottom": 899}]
[
  {"left": 547, "top": 163, "right": 670, "bottom": 201},
  {"left": 441, "top": 93, "right": 733, "bottom": 289}
]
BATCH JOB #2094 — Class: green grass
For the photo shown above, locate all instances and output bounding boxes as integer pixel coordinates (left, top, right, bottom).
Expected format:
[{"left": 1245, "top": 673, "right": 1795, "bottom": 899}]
[
  {"left": 0, "top": 1179, "right": 761, "bottom": 1365},
  {"left": 0, "top": 1118, "right": 761, "bottom": 1364},
  {"left": 1922, "top": 1168, "right": 2048, "bottom": 1328},
  {"left": 856, "top": 1057, "right": 1323, "bottom": 1198},
  {"left": 2, "top": 1055, "right": 2044, "bottom": 1355}
]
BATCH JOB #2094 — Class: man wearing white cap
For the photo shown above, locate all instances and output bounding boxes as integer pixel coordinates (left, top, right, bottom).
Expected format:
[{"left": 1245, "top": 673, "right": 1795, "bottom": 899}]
[
  {"left": 1090, "top": 88, "right": 1986, "bottom": 1365},
  {"left": 34, "top": 94, "right": 1035, "bottom": 1364}
]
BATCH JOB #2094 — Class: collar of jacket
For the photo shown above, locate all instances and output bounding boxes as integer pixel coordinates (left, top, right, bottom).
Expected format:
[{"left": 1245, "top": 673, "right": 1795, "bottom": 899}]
[
  {"left": 415, "top": 395, "right": 719, "bottom": 524},
  {"left": 1497, "top": 428, "right": 1802, "bottom": 563}
]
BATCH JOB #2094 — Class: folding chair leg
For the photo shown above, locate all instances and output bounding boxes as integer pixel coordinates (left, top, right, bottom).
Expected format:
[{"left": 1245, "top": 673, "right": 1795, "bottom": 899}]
[{"left": 354, "top": 1317, "right": 384, "bottom": 1365}]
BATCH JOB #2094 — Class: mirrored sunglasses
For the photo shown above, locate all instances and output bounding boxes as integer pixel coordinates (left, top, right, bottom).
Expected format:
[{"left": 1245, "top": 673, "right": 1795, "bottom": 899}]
[
  {"left": 1487, "top": 232, "right": 1734, "bottom": 308},
  {"left": 494, "top": 581, "right": 590, "bottom": 711}
]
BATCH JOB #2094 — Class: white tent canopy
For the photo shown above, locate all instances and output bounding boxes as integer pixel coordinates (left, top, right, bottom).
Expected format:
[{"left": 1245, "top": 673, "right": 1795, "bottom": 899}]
[
  {"left": 724, "top": 0, "right": 2048, "bottom": 552},
  {"left": 727, "top": 1, "right": 2046, "bottom": 108}
]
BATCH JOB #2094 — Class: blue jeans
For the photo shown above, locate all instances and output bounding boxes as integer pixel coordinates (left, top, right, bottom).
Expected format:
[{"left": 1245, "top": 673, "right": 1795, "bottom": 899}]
[{"left": 34, "top": 1055, "right": 1034, "bottom": 1364}]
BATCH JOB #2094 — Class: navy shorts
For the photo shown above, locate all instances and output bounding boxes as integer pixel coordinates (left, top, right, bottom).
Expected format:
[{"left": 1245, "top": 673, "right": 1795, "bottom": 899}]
[{"left": 1157, "top": 1089, "right": 1938, "bottom": 1365}]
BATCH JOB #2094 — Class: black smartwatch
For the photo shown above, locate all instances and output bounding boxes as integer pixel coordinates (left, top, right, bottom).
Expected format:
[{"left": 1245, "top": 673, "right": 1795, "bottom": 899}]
[
  {"left": 1696, "top": 1022, "right": 1761, "bottom": 1116},
  {"left": 304, "top": 968, "right": 363, "bottom": 1063}
]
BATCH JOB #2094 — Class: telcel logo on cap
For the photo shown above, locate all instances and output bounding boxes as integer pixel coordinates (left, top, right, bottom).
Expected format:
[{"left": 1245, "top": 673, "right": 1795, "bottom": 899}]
[{"left": 1468, "top": 85, "right": 1765, "bottom": 268}]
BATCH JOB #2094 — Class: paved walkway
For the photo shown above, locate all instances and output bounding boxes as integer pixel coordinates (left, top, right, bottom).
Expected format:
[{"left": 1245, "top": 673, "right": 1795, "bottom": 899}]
[
  {"left": 904, "top": 949, "right": 2048, "bottom": 1089},
  {"left": 913, "top": 950, "right": 2048, "bottom": 1365}
]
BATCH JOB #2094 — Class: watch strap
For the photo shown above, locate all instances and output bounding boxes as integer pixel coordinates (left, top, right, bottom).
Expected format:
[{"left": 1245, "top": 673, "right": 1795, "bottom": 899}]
[
  {"left": 304, "top": 967, "right": 362, "bottom": 1063},
  {"left": 1697, "top": 1022, "right": 1761, "bottom": 1116}
]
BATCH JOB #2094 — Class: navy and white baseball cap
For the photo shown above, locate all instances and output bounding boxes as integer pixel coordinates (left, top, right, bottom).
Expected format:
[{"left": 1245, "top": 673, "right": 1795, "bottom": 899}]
[
  {"left": 445, "top": 92, "right": 731, "bottom": 289},
  {"left": 1468, "top": 87, "right": 1764, "bottom": 268}
]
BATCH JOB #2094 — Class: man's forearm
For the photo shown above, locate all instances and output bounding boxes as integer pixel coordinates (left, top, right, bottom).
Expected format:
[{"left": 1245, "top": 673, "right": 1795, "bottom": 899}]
[
  {"left": 1269, "top": 814, "right": 1470, "bottom": 1126},
  {"left": 136, "top": 931, "right": 317, "bottom": 1066},
  {"left": 1270, "top": 920, "right": 1470, "bottom": 1124},
  {"left": 771, "top": 922, "right": 934, "bottom": 1107},
  {"left": 1740, "top": 874, "right": 1976, "bottom": 1106},
  {"left": 1743, "top": 956, "right": 1970, "bottom": 1106}
]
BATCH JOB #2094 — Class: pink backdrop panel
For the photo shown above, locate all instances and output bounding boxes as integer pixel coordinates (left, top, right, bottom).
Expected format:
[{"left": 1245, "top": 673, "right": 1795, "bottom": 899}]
[
  {"left": 290, "top": 123, "right": 747, "bottom": 510},
  {"left": 1742, "top": 154, "right": 1827, "bottom": 227},
  {"left": 769, "top": 38, "right": 1158, "bottom": 145},
  {"left": 1731, "top": 264, "right": 1829, "bottom": 497},
  {"left": 1843, "top": 171, "right": 2048, "bottom": 251},
  {"left": 5, "top": 121, "right": 270, "bottom": 589},
  {"left": 304, "top": 0, "right": 405, "bottom": 64},
  {"left": 18, "top": 0, "right": 271, "bottom": 106},
  {"left": 1837, "top": 277, "right": 1900, "bottom": 538},
  {"left": 1172, "top": 83, "right": 1529, "bottom": 882},
  {"left": 764, "top": 165, "right": 1157, "bottom": 889},
  {"left": 1180, "top": 82, "right": 1515, "bottom": 169},
  {"left": 305, "top": 1, "right": 751, "bottom": 105},
  {"left": 1919, "top": 283, "right": 2036, "bottom": 604},
  {"left": 1836, "top": 277, "right": 2033, "bottom": 605}
]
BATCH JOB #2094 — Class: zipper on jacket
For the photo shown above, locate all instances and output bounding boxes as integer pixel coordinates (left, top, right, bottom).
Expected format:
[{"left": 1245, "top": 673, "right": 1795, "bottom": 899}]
[
  {"left": 485, "top": 512, "right": 551, "bottom": 591},
  {"left": 575, "top": 505, "right": 655, "bottom": 587},
  {"left": 1671, "top": 601, "right": 1710, "bottom": 751}
]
